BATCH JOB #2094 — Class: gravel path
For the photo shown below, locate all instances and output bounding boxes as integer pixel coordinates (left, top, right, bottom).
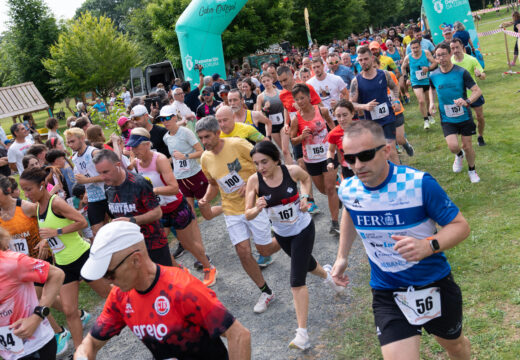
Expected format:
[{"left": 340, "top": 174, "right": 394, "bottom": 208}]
[{"left": 74, "top": 191, "right": 368, "bottom": 360}]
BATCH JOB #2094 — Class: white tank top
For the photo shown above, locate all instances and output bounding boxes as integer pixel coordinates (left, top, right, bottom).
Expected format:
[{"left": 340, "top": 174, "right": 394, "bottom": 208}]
[
  {"left": 72, "top": 146, "right": 106, "bottom": 202},
  {"left": 136, "top": 151, "right": 177, "bottom": 206}
]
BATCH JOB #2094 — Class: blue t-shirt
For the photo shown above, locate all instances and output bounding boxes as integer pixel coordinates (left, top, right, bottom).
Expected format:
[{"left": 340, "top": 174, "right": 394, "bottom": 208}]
[
  {"left": 259, "top": 80, "right": 282, "bottom": 92},
  {"left": 338, "top": 162, "right": 459, "bottom": 290},
  {"left": 406, "top": 38, "right": 435, "bottom": 55},
  {"left": 330, "top": 65, "right": 355, "bottom": 89},
  {"left": 429, "top": 65, "right": 476, "bottom": 123},
  {"left": 93, "top": 102, "right": 106, "bottom": 113},
  {"left": 453, "top": 30, "right": 470, "bottom": 47}
]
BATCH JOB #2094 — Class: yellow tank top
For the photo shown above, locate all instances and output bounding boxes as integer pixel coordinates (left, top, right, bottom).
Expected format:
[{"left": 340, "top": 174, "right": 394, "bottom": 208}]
[{"left": 243, "top": 110, "right": 254, "bottom": 125}]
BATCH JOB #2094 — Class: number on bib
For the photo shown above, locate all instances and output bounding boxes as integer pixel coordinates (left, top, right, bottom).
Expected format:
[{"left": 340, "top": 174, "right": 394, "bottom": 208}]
[
  {"left": 175, "top": 159, "right": 190, "bottom": 173},
  {"left": 393, "top": 286, "right": 441, "bottom": 325},
  {"left": 9, "top": 238, "right": 29, "bottom": 255},
  {"left": 269, "top": 112, "right": 284, "bottom": 125},
  {"left": 444, "top": 104, "right": 464, "bottom": 118},
  {"left": 268, "top": 202, "right": 299, "bottom": 224},
  {"left": 217, "top": 171, "right": 245, "bottom": 194},
  {"left": 47, "top": 237, "right": 65, "bottom": 254},
  {"left": 0, "top": 326, "right": 23, "bottom": 353},
  {"left": 415, "top": 69, "right": 428, "bottom": 80},
  {"left": 369, "top": 103, "right": 389, "bottom": 120},
  {"left": 305, "top": 143, "right": 326, "bottom": 161}
]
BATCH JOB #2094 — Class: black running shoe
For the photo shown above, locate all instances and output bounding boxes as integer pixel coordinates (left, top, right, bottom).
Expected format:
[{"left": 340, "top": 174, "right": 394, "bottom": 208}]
[
  {"left": 478, "top": 136, "right": 486, "bottom": 146},
  {"left": 173, "top": 244, "right": 185, "bottom": 259}
]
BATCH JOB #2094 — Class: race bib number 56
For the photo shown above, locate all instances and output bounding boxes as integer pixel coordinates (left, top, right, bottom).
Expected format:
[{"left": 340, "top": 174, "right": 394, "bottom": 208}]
[{"left": 393, "top": 286, "right": 441, "bottom": 325}]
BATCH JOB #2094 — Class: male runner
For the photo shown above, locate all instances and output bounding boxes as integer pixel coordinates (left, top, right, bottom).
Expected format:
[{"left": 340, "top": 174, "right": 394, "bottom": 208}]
[
  {"left": 130, "top": 104, "right": 169, "bottom": 158},
  {"left": 370, "top": 41, "right": 400, "bottom": 77},
  {"left": 217, "top": 106, "right": 266, "bottom": 144},
  {"left": 227, "top": 90, "right": 272, "bottom": 138},
  {"left": 429, "top": 43, "right": 483, "bottom": 183},
  {"left": 333, "top": 120, "right": 471, "bottom": 360},
  {"left": 196, "top": 87, "right": 221, "bottom": 120},
  {"left": 349, "top": 46, "right": 400, "bottom": 164},
  {"left": 406, "top": 27, "right": 435, "bottom": 55},
  {"left": 450, "top": 38, "right": 487, "bottom": 146},
  {"left": 196, "top": 116, "right": 280, "bottom": 313},
  {"left": 327, "top": 53, "right": 355, "bottom": 89}
]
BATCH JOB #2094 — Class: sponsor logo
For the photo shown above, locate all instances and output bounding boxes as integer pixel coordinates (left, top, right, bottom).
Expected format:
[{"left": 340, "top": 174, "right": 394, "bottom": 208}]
[
  {"left": 369, "top": 241, "right": 394, "bottom": 248},
  {"left": 185, "top": 54, "right": 193, "bottom": 71},
  {"left": 356, "top": 213, "right": 405, "bottom": 227},
  {"left": 132, "top": 323, "right": 168, "bottom": 341},
  {"left": 108, "top": 203, "right": 137, "bottom": 214},
  {"left": 125, "top": 303, "right": 134, "bottom": 314},
  {"left": 33, "top": 261, "right": 46, "bottom": 274},
  {"left": 352, "top": 198, "right": 362, "bottom": 208},
  {"left": 287, "top": 187, "right": 294, "bottom": 194},
  {"left": 154, "top": 296, "right": 170, "bottom": 316},
  {"left": 434, "top": 0, "right": 444, "bottom": 14},
  {"left": 0, "top": 309, "right": 13, "bottom": 318}
]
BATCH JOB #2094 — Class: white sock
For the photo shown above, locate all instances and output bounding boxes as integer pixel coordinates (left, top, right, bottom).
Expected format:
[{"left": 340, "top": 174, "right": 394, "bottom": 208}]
[{"left": 297, "top": 328, "right": 308, "bottom": 337}]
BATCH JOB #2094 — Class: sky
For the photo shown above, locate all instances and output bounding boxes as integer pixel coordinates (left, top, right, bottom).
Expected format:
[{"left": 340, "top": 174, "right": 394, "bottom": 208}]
[{"left": 0, "top": 0, "right": 85, "bottom": 33}]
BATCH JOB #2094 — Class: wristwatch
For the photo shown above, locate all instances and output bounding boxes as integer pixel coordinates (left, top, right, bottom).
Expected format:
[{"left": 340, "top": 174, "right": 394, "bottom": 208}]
[
  {"left": 465, "top": 99, "right": 471, "bottom": 106},
  {"left": 129, "top": 217, "right": 137, "bottom": 224},
  {"left": 34, "top": 306, "right": 50, "bottom": 319},
  {"left": 427, "top": 236, "right": 440, "bottom": 253},
  {"left": 184, "top": 153, "right": 190, "bottom": 159},
  {"left": 57, "top": 228, "right": 63, "bottom": 235}
]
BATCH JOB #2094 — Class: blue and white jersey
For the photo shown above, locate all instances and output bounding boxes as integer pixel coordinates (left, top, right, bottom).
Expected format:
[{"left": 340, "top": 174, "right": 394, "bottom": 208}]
[{"left": 338, "top": 162, "right": 459, "bottom": 290}]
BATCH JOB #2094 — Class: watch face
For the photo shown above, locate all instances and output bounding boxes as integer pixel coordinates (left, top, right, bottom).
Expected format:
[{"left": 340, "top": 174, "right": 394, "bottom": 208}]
[
  {"left": 42, "top": 306, "right": 50, "bottom": 316},
  {"left": 431, "top": 239, "right": 440, "bottom": 251}
]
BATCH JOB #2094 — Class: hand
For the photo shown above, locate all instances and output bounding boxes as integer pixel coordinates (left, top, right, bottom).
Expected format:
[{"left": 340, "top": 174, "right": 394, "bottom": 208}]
[
  {"left": 299, "top": 198, "right": 308, "bottom": 212},
  {"left": 173, "top": 151, "right": 185, "bottom": 160},
  {"left": 35, "top": 240, "right": 49, "bottom": 259},
  {"left": 39, "top": 228, "right": 58, "bottom": 239},
  {"left": 283, "top": 124, "right": 290, "bottom": 134},
  {"left": 75, "top": 174, "right": 89, "bottom": 184},
  {"left": 392, "top": 235, "right": 431, "bottom": 262},
  {"left": 331, "top": 258, "right": 350, "bottom": 287},
  {"left": 454, "top": 98, "right": 467, "bottom": 107},
  {"left": 326, "top": 162, "right": 335, "bottom": 171},
  {"left": 301, "top": 127, "right": 312, "bottom": 140},
  {"left": 429, "top": 103, "right": 436, "bottom": 115},
  {"left": 113, "top": 217, "right": 131, "bottom": 222},
  {"left": 237, "top": 185, "right": 246, "bottom": 197},
  {"left": 421, "top": 66, "right": 429, "bottom": 74},
  {"left": 255, "top": 196, "right": 267, "bottom": 210},
  {"left": 10, "top": 315, "right": 41, "bottom": 339},
  {"left": 198, "top": 197, "right": 209, "bottom": 207},
  {"left": 474, "top": 69, "right": 481, "bottom": 77},
  {"left": 406, "top": 79, "right": 411, "bottom": 86},
  {"left": 365, "top": 99, "right": 379, "bottom": 111},
  {"left": 178, "top": 118, "right": 188, "bottom": 126},
  {"left": 110, "top": 133, "right": 121, "bottom": 144},
  {"left": 263, "top": 101, "right": 271, "bottom": 112},
  {"left": 392, "top": 102, "right": 402, "bottom": 113}
]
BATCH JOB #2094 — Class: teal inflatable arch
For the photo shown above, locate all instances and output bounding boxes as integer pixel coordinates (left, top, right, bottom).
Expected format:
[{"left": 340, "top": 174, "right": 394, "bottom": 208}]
[{"left": 175, "top": 0, "right": 248, "bottom": 85}]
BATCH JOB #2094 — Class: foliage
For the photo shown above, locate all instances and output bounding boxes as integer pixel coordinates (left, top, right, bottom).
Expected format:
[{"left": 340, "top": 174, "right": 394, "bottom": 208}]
[
  {"left": 125, "top": 7, "right": 166, "bottom": 65},
  {"left": 74, "top": 0, "right": 144, "bottom": 32},
  {"left": 0, "top": 33, "right": 21, "bottom": 87},
  {"left": 90, "top": 103, "right": 127, "bottom": 135},
  {"left": 43, "top": 12, "right": 141, "bottom": 101},
  {"left": 365, "top": 0, "right": 404, "bottom": 29},
  {"left": 6, "top": 0, "right": 61, "bottom": 108}
]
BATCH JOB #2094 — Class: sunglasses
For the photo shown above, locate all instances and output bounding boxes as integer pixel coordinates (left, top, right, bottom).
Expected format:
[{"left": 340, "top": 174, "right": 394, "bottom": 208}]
[
  {"left": 173, "top": 92, "right": 184, "bottom": 96},
  {"left": 343, "top": 144, "right": 385, "bottom": 165},
  {"left": 104, "top": 249, "right": 140, "bottom": 280},
  {"left": 328, "top": 61, "right": 339, "bottom": 65},
  {"left": 202, "top": 93, "right": 212, "bottom": 96},
  {"left": 159, "top": 115, "right": 175, "bottom": 122}
]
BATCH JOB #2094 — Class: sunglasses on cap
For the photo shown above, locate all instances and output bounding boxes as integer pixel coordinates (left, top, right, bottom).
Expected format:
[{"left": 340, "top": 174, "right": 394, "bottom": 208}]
[
  {"left": 159, "top": 115, "right": 176, "bottom": 122},
  {"left": 343, "top": 144, "right": 385, "bottom": 165},
  {"left": 104, "top": 249, "right": 140, "bottom": 280}
]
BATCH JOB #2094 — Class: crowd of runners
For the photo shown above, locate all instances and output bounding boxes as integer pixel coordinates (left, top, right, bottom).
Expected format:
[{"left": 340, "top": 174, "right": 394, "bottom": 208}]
[{"left": 0, "top": 12, "right": 505, "bottom": 359}]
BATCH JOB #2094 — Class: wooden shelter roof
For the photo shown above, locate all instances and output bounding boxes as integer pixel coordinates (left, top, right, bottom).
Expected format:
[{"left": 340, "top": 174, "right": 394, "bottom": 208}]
[{"left": 0, "top": 82, "right": 49, "bottom": 119}]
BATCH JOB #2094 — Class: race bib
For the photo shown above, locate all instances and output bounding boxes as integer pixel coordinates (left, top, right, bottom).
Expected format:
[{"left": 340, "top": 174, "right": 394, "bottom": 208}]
[
  {"left": 369, "top": 103, "right": 389, "bottom": 120},
  {"left": 393, "top": 286, "right": 441, "bottom": 325},
  {"left": 0, "top": 326, "right": 24, "bottom": 354},
  {"left": 9, "top": 238, "right": 28, "bottom": 255},
  {"left": 268, "top": 202, "right": 299, "bottom": 224},
  {"left": 47, "top": 237, "right": 65, "bottom": 254},
  {"left": 289, "top": 112, "right": 297, "bottom": 121},
  {"left": 217, "top": 171, "right": 245, "bottom": 194},
  {"left": 415, "top": 69, "right": 428, "bottom": 80},
  {"left": 444, "top": 104, "right": 464, "bottom": 118},
  {"left": 269, "top": 112, "right": 284, "bottom": 125},
  {"left": 305, "top": 143, "right": 327, "bottom": 161},
  {"left": 174, "top": 159, "right": 191, "bottom": 173}
]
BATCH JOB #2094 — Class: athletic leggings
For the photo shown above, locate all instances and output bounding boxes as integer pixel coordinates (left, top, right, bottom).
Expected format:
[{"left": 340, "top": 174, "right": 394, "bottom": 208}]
[
  {"left": 274, "top": 220, "right": 317, "bottom": 287},
  {"left": 19, "top": 337, "right": 57, "bottom": 360}
]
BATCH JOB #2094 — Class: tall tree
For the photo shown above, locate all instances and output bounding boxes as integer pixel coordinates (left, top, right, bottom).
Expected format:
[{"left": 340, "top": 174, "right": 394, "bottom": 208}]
[
  {"left": 43, "top": 12, "right": 141, "bottom": 100},
  {"left": 7, "top": 0, "right": 60, "bottom": 108},
  {"left": 74, "top": 0, "right": 144, "bottom": 32}
]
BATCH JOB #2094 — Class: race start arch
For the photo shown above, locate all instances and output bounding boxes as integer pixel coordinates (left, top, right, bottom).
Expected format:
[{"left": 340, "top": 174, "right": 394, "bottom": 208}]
[{"left": 175, "top": 0, "right": 248, "bottom": 84}]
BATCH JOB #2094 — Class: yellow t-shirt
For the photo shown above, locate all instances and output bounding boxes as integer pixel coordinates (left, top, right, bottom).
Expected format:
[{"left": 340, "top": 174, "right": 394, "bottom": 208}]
[
  {"left": 379, "top": 55, "right": 397, "bottom": 71},
  {"left": 403, "top": 35, "right": 412, "bottom": 47},
  {"left": 220, "top": 122, "right": 264, "bottom": 143},
  {"left": 201, "top": 137, "right": 256, "bottom": 215}
]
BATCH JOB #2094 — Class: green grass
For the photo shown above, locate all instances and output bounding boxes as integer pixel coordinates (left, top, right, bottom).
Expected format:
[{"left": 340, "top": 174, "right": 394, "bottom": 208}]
[{"left": 327, "top": 10, "right": 520, "bottom": 359}]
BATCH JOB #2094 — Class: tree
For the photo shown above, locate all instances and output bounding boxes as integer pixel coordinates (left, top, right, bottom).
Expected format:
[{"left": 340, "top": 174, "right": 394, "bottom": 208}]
[
  {"left": 43, "top": 12, "right": 141, "bottom": 100},
  {"left": 365, "top": 0, "right": 404, "bottom": 29},
  {"left": 74, "top": 0, "right": 144, "bottom": 32},
  {"left": 7, "top": 0, "right": 60, "bottom": 108},
  {"left": 0, "top": 34, "right": 21, "bottom": 87}
]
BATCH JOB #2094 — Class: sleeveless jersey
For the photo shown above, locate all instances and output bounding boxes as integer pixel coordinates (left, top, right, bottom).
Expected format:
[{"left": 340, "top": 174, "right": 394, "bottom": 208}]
[
  {"left": 338, "top": 162, "right": 458, "bottom": 290},
  {"left": 262, "top": 89, "right": 285, "bottom": 126},
  {"left": 409, "top": 50, "right": 430, "bottom": 86},
  {"left": 72, "top": 146, "right": 106, "bottom": 202},
  {"left": 258, "top": 165, "right": 311, "bottom": 237},
  {"left": 356, "top": 70, "right": 395, "bottom": 125},
  {"left": 37, "top": 195, "right": 90, "bottom": 265},
  {"left": 386, "top": 49, "right": 401, "bottom": 67},
  {"left": 296, "top": 106, "right": 329, "bottom": 164}
]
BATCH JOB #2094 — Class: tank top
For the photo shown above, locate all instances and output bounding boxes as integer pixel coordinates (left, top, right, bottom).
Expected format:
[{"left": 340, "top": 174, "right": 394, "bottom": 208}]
[
  {"left": 386, "top": 49, "right": 401, "bottom": 66},
  {"left": 296, "top": 106, "right": 329, "bottom": 163},
  {"left": 0, "top": 199, "right": 46, "bottom": 258},
  {"left": 136, "top": 151, "right": 181, "bottom": 212},
  {"left": 72, "top": 146, "right": 106, "bottom": 202},
  {"left": 242, "top": 109, "right": 266, "bottom": 136},
  {"left": 356, "top": 70, "right": 395, "bottom": 125},
  {"left": 262, "top": 89, "right": 285, "bottom": 126},
  {"left": 37, "top": 195, "right": 90, "bottom": 265},
  {"left": 409, "top": 50, "right": 430, "bottom": 86},
  {"left": 258, "top": 165, "right": 311, "bottom": 237}
]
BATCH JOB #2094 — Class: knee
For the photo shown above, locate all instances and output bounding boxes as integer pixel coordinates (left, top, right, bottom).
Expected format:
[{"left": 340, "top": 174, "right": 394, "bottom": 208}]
[
  {"left": 447, "top": 142, "right": 460, "bottom": 153},
  {"left": 235, "top": 243, "right": 251, "bottom": 259},
  {"left": 62, "top": 304, "right": 79, "bottom": 318},
  {"left": 445, "top": 336, "right": 470, "bottom": 357},
  {"left": 461, "top": 142, "right": 473, "bottom": 152}
]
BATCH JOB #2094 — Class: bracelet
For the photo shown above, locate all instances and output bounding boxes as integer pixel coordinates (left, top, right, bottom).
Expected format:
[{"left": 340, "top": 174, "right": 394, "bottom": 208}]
[
  {"left": 301, "top": 194, "right": 310, "bottom": 198},
  {"left": 326, "top": 158, "right": 334, "bottom": 165}
]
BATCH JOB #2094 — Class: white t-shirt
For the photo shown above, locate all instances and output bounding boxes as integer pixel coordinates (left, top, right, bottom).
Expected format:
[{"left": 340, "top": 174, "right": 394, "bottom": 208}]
[
  {"left": 47, "top": 130, "right": 65, "bottom": 147},
  {"left": 122, "top": 91, "right": 131, "bottom": 107},
  {"left": 163, "top": 127, "right": 201, "bottom": 179},
  {"left": 0, "top": 126, "right": 7, "bottom": 144},
  {"left": 7, "top": 137, "right": 33, "bottom": 174},
  {"left": 307, "top": 73, "right": 347, "bottom": 117},
  {"left": 171, "top": 101, "right": 195, "bottom": 120}
]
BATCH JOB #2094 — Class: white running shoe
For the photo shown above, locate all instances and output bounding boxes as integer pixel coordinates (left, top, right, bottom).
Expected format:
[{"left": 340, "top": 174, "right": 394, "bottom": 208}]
[
  {"left": 452, "top": 153, "right": 464, "bottom": 173},
  {"left": 423, "top": 119, "right": 430, "bottom": 129},
  {"left": 323, "top": 264, "right": 345, "bottom": 294},
  {"left": 253, "top": 292, "right": 275, "bottom": 313},
  {"left": 428, "top": 115, "right": 436, "bottom": 125},
  {"left": 289, "top": 328, "right": 311, "bottom": 350},
  {"left": 468, "top": 170, "right": 480, "bottom": 183}
]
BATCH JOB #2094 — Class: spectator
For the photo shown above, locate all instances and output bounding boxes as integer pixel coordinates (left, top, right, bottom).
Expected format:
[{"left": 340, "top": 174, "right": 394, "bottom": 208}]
[
  {"left": 8, "top": 123, "right": 33, "bottom": 174},
  {"left": 45, "top": 117, "right": 65, "bottom": 148}
]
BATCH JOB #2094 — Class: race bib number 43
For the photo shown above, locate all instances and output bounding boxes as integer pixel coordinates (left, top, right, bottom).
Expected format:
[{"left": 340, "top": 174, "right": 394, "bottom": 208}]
[
  {"left": 0, "top": 326, "right": 24, "bottom": 354},
  {"left": 369, "top": 103, "right": 389, "bottom": 120},
  {"left": 393, "top": 286, "right": 441, "bottom": 325},
  {"left": 217, "top": 171, "right": 245, "bottom": 194}
]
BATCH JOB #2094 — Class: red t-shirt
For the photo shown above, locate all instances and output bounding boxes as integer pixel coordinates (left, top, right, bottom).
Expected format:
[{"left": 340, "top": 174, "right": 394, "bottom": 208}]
[
  {"left": 326, "top": 125, "right": 349, "bottom": 168},
  {"left": 91, "top": 265, "right": 235, "bottom": 360},
  {"left": 279, "top": 84, "right": 322, "bottom": 125}
]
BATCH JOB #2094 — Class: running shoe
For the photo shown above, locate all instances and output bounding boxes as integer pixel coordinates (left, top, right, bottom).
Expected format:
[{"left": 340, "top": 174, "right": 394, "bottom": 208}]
[
  {"left": 478, "top": 136, "right": 486, "bottom": 146},
  {"left": 194, "top": 255, "right": 211, "bottom": 271},
  {"left": 323, "top": 264, "right": 346, "bottom": 294},
  {"left": 396, "top": 144, "right": 402, "bottom": 154},
  {"left": 55, "top": 328, "right": 70, "bottom": 356},
  {"left": 289, "top": 328, "right": 311, "bottom": 350},
  {"left": 307, "top": 201, "right": 320, "bottom": 215},
  {"left": 452, "top": 153, "right": 464, "bottom": 173},
  {"left": 80, "top": 310, "right": 91, "bottom": 327},
  {"left": 428, "top": 115, "right": 436, "bottom": 125},
  {"left": 423, "top": 119, "right": 430, "bottom": 130},
  {"left": 172, "top": 243, "right": 185, "bottom": 259},
  {"left": 468, "top": 170, "right": 481, "bottom": 183},
  {"left": 202, "top": 267, "right": 217, "bottom": 287},
  {"left": 253, "top": 292, "right": 275, "bottom": 313},
  {"left": 335, "top": 173, "right": 341, "bottom": 188},
  {"left": 194, "top": 199, "right": 199, "bottom": 208},
  {"left": 404, "top": 95, "right": 410, "bottom": 104},
  {"left": 257, "top": 255, "right": 274, "bottom": 268},
  {"left": 403, "top": 141, "right": 414, "bottom": 157},
  {"left": 329, "top": 221, "right": 340, "bottom": 235}
]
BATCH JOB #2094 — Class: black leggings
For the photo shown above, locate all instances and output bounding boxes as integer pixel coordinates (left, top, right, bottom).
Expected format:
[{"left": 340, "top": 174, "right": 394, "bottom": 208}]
[
  {"left": 148, "top": 245, "right": 173, "bottom": 266},
  {"left": 19, "top": 337, "right": 57, "bottom": 360},
  {"left": 515, "top": 40, "right": 519, "bottom": 56},
  {"left": 274, "top": 220, "right": 317, "bottom": 287}
]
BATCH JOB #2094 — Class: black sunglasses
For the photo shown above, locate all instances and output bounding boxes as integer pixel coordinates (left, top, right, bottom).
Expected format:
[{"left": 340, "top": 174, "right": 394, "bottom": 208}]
[
  {"left": 159, "top": 115, "right": 175, "bottom": 122},
  {"left": 104, "top": 249, "right": 140, "bottom": 280},
  {"left": 343, "top": 144, "right": 385, "bottom": 165}
]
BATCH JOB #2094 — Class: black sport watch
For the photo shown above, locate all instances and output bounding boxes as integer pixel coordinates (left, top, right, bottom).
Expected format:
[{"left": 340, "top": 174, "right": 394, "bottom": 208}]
[
  {"left": 34, "top": 306, "right": 50, "bottom": 319},
  {"left": 427, "top": 236, "right": 440, "bottom": 253}
]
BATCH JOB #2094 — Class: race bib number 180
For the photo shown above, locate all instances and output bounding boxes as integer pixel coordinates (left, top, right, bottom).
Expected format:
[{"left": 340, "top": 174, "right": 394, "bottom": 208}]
[
  {"left": 0, "top": 326, "right": 24, "bottom": 354},
  {"left": 393, "top": 286, "right": 441, "bottom": 325}
]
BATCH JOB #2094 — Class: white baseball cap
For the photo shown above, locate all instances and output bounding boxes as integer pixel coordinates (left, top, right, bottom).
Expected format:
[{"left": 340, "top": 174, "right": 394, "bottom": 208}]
[
  {"left": 159, "top": 105, "right": 177, "bottom": 117},
  {"left": 80, "top": 222, "right": 144, "bottom": 281},
  {"left": 130, "top": 104, "right": 148, "bottom": 118}
]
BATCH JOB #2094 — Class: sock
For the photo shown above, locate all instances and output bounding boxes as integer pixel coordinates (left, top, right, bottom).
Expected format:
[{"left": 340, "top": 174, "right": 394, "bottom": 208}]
[
  {"left": 427, "top": 112, "right": 431, "bottom": 116},
  {"left": 259, "top": 283, "right": 272, "bottom": 295},
  {"left": 468, "top": 166, "right": 475, "bottom": 171},
  {"left": 297, "top": 328, "right": 308, "bottom": 337},
  {"left": 457, "top": 150, "right": 463, "bottom": 157},
  {"left": 80, "top": 309, "right": 85, "bottom": 318},
  {"left": 423, "top": 117, "right": 428, "bottom": 121},
  {"left": 308, "top": 197, "right": 315, "bottom": 203}
]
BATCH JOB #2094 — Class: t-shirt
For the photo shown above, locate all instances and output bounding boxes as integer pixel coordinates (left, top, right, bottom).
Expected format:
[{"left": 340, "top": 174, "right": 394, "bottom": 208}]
[
  {"left": 330, "top": 65, "right": 355, "bottom": 90},
  {"left": 122, "top": 91, "right": 131, "bottom": 107},
  {"left": 307, "top": 74, "right": 347, "bottom": 118},
  {"left": 0, "top": 251, "right": 53, "bottom": 360},
  {"left": 378, "top": 55, "right": 397, "bottom": 72},
  {"left": 451, "top": 53, "right": 483, "bottom": 83},
  {"left": 0, "top": 126, "right": 8, "bottom": 144},
  {"left": 429, "top": 65, "right": 476, "bottom": 123},
  {"left": 201, "top": 138, "right": 256, "bottom": 215},
  {"left": 325, "top": 125, "right": 349, "bottom": 168},
  {"left": 149, "top": 125, "right": 170, "bottom": 158},
  {"left": 338, "top": 162, "right": 458, "bottom": 290},
  {"left": 220, "top": 122, "right": 264, "bottom": 144},
  {"left": 105, "top": 171, "right": 167, "bottom": 250},
  {"left": 92, "top": 102, "right": 107, "bottom": 113},
  {"left": 406, "top": 38, "right": 435, "bottom": 55},
  {"left": 72, "top": 146, "right": 106, "bottom": 202},
  {"left": 196, "top": 100, "right": 221, "bottom": 119},
  {"left": 243, "top": 93, "right": 257, "bottom": 110},
  {"left": 7, "top": 138, "right": 33, "bottom": 174},
  {"left": 163, "top": 127, "right": 202, "bottom": 179},
  {"left": 0, "top": 147, "right": 11, "bottom": 176},
  {"left": 91, "top": 265, "right": 234, "bottom": 360},
  {"left": 184, "top": 88, "right": 201, "bottom": 113},
  {"left": 280, "top": 84, "right": 321, "bottom": 126},
  {"left": 171, "top": 100, "right": 195, "bottom": 120}
]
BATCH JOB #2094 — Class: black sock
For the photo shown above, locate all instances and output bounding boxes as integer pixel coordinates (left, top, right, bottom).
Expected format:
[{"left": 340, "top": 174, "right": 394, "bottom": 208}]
[
  {"left": 80, "top": 309, "right": 85, "bottom": 318},
  {"left": 423, "top": 117, "right": 428, "bottom": 121},
  {"left": 468, "top": 166, "right": 475, "bottom": 171},
  {"left": 457, "top": 150, "right": 463, "bottom": 157},
  {"left": 59, "top": 326, "right": 65, "bottom": 334},
  {"left": 427, "top": 112, "right": 431, "bottom": 116},
  {"left": 259, "top": 283, "right": 272, "bottom": 295}
]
